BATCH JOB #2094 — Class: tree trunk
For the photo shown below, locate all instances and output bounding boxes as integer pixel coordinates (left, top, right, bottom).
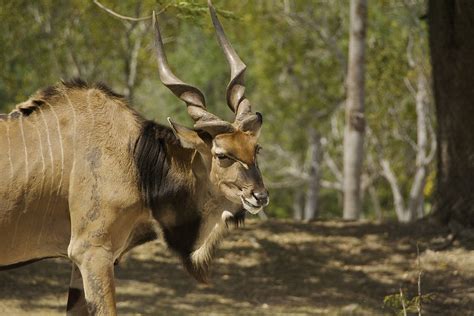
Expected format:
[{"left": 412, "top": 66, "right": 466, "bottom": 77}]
[
  {"left": 429, "top": 0, "right": 474, "bottom": 226},
  {"left": 407, "top": 74, "right": 429, "bottom": 220},
  {"left": 123, "top": 26, "right": 143, "bottom": 102},
  {"left": 343, "top": 0, "right": 367, "bottom": 220},
  {"left": 304, "top": 128, "right": 322, "bottom": 221},
  {"left": 293, "top": 191, "right": 304, "bottom": 221}
]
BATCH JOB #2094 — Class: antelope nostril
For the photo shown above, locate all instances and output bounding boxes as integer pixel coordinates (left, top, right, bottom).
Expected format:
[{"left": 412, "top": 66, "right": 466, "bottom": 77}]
[{"left": 252, "top": 190, "right": 269, "bottom": 204}]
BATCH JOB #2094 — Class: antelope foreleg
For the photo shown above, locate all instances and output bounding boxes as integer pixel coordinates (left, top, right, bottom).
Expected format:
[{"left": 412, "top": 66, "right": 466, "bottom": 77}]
[
  {"left": 66, "top": 263, "right": 88, "bottom": 316},
  {"left": 69, "top": 243, "right": 116, "bottom": 316}
]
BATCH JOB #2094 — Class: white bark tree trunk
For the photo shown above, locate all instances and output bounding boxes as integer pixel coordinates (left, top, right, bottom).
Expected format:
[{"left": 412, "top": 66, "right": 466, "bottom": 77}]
[
  {"left": 343, "top": 0, "right": 367, "bottom": 220},
  {"left": 124, "top": 22, "right": 146, "bottom": 101},
  {"left": 407, "top": 74, "right": 429, "bottom": 219},
  {"left": 381, "top": 159, "right": 410, "bottom": 222},
  {"left": 304, "top": 128, "right": 322, "bottom": 221},
  {"left": 380, "top": 74, "right": 433, "bottom": 223}
]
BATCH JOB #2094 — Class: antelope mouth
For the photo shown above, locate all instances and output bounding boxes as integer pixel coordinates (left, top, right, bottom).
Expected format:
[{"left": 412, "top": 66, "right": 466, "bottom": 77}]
[{"left": 240, "top": 196, "right": 263, "bottom": 214}]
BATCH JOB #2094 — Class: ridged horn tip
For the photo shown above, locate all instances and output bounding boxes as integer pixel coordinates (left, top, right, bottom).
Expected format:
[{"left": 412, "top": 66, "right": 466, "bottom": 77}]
[{"left": 208, "top": 0, "right": 248, "bottom": 113}]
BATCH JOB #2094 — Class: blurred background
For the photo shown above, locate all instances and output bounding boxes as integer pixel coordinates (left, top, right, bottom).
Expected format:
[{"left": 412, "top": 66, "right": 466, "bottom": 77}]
[{"left": 0, "top": 0, "right": 433, "bottom": 222}]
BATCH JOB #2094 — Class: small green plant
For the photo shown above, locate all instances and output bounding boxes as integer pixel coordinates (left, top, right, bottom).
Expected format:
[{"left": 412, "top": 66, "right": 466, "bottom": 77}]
[
  {"left": 384, "top": 243, "right": 434, "bottom": 315},
  {"left": 383, "top": 289, "right": 433, "bottom": 315}
]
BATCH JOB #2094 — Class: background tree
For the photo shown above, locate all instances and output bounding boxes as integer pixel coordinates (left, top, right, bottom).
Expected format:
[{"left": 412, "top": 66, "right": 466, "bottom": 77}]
[
  {"left": 343, "top": 0, "right": 368, "bottom": 220},
  {"left": 371, "top": 0, "right": 436, "bottom": 223},
  {"left": 429, "top": 0, "right": 474, "bottom": 227}
]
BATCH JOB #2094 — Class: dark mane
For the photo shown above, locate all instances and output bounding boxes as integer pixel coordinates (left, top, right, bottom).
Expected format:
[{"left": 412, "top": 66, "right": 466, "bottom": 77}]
[
  {"left": 94, "top": 82, "right": 124, "bottom": 99},
  {"left": 133, "top": 120, "right": 181, "bottom": 211},
  {"left": 61, "top": 77, "right": 88, "bottom": 90}
]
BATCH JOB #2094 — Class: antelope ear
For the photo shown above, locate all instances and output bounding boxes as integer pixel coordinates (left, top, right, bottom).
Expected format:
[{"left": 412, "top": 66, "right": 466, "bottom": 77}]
[
  {"left": 239, "top": 112, "right": 263, "bottom": 136},
  {"left": 168, "top": 118, "right": 208, "bottom": 151}
]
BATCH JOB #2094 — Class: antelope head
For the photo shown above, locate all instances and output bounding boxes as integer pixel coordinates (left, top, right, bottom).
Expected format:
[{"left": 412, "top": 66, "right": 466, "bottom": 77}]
[{"left": 153, "top": 1, "right": 269, "bottom": 215}]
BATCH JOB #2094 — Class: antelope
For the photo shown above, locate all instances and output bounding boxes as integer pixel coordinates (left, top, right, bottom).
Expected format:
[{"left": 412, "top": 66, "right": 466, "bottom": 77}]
[{"left": 0, "top": 2, "right": 269, "bottom": 315}]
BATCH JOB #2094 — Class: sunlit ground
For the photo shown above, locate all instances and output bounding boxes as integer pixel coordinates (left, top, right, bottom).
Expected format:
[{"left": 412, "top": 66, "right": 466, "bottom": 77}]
[{"left": 0, "top": 220, "right": 473, "bottom": 315}]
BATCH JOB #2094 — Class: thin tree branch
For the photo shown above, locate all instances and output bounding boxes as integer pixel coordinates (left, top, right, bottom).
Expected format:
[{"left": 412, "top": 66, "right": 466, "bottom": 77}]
[
  {"left": 93, "top": 0, "right": 169, "bottom": 22},
  {"left": 380, "top": 159, "right": 408, "bottom": 222},
  {"left": 393, "top": 128, "right": 418, "bottom": 152},
  {"left": 404, "top": 77, "right": 417, "bottom": 98}
]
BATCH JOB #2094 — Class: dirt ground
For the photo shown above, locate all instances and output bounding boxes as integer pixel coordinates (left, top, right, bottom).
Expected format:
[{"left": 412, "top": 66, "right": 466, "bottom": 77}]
[{"left": 0, "top": 219, "right": 473, "bottom": 315}]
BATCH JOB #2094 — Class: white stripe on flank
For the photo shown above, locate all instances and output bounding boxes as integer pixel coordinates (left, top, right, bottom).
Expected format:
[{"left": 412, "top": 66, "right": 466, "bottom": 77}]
[
  {"left": 64, "top": 92, "right": 77, "bottom": 159},
  {"left": 5, "top": 116, "right": 14, "bottom": 188},
  {"left": 34, "top": 118, "right": 47, "bottom": 247},
  {"left": 4, "top": 117, "right": 14, "bottom": 221},
  {"left": 19, "top": 115, "right": 29, "bottom": 209},
  {"left": 34, "top": 115, "right": 47, "bottom": 199},
  {"left": 38, "top": 107, "right": 55, "bottom": 188},
  {"left": 37, "top": 107, "right": 55, "bottom": 242},
  {"left": 11, "top": 115, "right": 29, "bottom": 248},
  {"left": 47, "top": 103, "right": 65, "bottom": 196},
  {"left": 39, "top": 107, "right": 55, "bottom": 172}
]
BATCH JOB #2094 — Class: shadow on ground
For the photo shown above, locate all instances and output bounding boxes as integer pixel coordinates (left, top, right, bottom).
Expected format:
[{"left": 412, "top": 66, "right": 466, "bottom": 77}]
[{"left": 0, "top": 220, "right": 472, "bottom": 315}]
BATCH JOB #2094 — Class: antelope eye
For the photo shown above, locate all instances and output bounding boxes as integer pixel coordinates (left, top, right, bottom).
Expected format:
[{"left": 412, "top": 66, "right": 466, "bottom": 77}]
[
  {"left": 216, "top": 154, "right": 230, "bottom": 160},
  {"left": 256, "top": 145, "right": 263, "bottom": 154},
  {"left": 215, "top": 153, "right": 234, "bottom": 167}
]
